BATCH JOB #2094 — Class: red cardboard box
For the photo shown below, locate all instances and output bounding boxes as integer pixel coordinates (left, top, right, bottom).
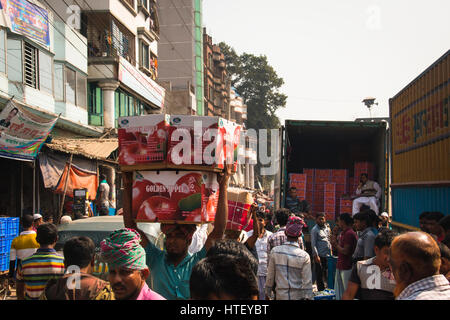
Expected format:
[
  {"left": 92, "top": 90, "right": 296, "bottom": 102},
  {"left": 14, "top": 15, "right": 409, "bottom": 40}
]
[
  {"left": 289, "top": 173, "right": 307, "bottom": 182},
  {"left": 133, "top": 170, "right": 219, "bottom": 223},
  {"left": 324, "top": 182, "right": 336, "bottom": 192},
  {"left": 118, "top": 114, "right": 170, "bottom": 166},
  {"left": 226, "top": 187, "right": 254, "bottom": 231},
  {"left": 316, "top": 169, "right": 331, "bottom": 177},
  {"left": 316, "top": 176, "right": 330, "bottom": 184},
  {"left": 331, "top": 169, "right": 348, "bottom": 177},
  {"left": 167, "top": 116, "right": 241, "bottom": 170}
]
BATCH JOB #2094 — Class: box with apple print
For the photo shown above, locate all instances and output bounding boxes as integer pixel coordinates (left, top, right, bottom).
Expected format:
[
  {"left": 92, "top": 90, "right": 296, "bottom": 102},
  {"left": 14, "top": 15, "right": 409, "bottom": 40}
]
[
  {"left": 168, "top": 116, "right": 241, "bottom": 171},
  {"left": 118, "top": 114, "right": 170, "bottom": 166},
  {"left": 132, "top": 170, "right": 220, "bottom": 224}
]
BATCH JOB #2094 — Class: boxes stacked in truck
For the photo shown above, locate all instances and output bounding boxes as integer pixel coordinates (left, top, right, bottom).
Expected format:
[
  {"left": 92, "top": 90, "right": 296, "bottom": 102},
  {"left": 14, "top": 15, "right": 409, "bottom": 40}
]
[
  {"left": 303, "top": 169, "right": 315, "bottom": 206},
  {"left": 339, "top": 199, "right": 353, "bottom": 215},
  {"left": 289, "top": 173, "right": 307, "bottom": 201},
  {"left": 324, "top": 182, "right": 336, "bottom": 221},
  {"left": 354, "top": 162, "right": 375, "bottom": 181}
]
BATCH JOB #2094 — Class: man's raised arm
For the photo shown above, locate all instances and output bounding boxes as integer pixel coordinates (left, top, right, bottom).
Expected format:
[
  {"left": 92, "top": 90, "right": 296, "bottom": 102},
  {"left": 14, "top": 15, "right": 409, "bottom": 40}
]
[{"left": 204, "top": 164, "right": 233, "bottom": 251}]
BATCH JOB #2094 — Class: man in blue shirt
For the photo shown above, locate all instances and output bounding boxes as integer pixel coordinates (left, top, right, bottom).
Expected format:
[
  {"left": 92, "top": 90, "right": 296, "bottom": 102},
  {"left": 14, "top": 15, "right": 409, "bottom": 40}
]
[
  {"left": 285, "top": 187, "right": 310, "bottom": 216},
  {"left": 122, "top": 165, "right": 231, "bottom": 300}
]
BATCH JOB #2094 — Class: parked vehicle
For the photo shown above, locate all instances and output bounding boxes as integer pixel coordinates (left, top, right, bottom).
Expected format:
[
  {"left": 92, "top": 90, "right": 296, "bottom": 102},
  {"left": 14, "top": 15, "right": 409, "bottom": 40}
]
[{"left": 56, "top": 216, "right": 163, "bottom": 280}]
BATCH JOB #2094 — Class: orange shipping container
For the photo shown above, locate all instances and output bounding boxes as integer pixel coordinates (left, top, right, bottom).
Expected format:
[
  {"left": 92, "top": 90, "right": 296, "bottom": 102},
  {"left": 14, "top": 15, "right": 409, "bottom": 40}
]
[{"left": 390, "top": 50, "right": 450, "bottom": 184}]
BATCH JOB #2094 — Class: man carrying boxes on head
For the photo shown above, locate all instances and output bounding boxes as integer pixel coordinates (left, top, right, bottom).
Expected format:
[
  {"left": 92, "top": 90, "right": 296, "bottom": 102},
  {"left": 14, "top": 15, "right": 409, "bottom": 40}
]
[
  {"left": 352, "top": 173, "right": 381, "bottom": 216},
  {"left": 122, "top": 164, "right": 232, "bottom": 300}
]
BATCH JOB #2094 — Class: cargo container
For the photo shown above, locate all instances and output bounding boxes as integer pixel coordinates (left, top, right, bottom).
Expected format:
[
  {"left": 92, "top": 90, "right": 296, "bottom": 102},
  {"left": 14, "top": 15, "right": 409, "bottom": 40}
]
[
  {"left": 389, "top": 50, "right": 449, "bottom": 230},
  {"left": 279, "top": 120, "right": 389, "bottom": 218}
]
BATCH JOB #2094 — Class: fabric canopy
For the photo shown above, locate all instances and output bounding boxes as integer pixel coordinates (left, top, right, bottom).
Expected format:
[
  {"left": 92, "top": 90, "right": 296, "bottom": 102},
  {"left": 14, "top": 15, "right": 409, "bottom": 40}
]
[{"left": 54, "top": 163, "right": 98, "bottom": 201}]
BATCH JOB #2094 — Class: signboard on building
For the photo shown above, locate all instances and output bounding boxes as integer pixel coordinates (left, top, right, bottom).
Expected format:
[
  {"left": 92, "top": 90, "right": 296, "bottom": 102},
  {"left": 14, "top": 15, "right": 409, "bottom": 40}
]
[
  {"left": 0, "top": 0, "right": 50, "bottom": 47},
  {"left": 118, "top": 56, "right": 165, "bottom": 109},
  {"left": 0, "top": 100, "right": 57, "bottom": 161}
]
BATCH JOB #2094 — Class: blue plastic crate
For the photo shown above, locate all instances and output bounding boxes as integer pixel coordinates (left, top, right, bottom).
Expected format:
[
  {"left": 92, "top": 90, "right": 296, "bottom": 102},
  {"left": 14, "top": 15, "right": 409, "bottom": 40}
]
[
  {"left": 0, "top": 218, "right": 7, "bottom": 237},
  {"left": 0, "top": 239, "right": 8, "bottom": 254},
  {"left": 0, "top": 253, "right": 9, "bottom": 272},
  {"left": 7, "top": 218, "right": 19, "bottom": 237}
]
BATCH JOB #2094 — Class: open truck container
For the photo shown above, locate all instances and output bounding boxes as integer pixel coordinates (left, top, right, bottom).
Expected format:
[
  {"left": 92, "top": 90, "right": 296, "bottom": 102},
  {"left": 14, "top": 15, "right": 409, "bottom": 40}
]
[{"left": 279, "top": 120, "right": 389, "bottom": 225}]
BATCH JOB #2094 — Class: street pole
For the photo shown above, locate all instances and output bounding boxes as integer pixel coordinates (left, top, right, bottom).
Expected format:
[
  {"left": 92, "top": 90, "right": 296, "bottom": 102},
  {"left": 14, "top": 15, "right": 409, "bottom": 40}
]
[{"left": 58, "top": 153, "right": 73, "bottom": 223}]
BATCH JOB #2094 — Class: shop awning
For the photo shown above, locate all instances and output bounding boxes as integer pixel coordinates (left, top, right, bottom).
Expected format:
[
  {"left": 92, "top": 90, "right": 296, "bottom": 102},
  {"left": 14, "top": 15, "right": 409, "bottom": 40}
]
[{"left": 45, "top": 138, "right": 118, "bottom": 162}]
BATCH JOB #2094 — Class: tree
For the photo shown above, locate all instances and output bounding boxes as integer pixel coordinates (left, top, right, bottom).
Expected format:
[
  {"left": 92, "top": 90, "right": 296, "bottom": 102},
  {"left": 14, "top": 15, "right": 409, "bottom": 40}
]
[
  {"left": 218, "top": 42, "right": 287, "bottom": 130},
  {"left": 219, "top": 42, "right": 286, "bottom": 193}
]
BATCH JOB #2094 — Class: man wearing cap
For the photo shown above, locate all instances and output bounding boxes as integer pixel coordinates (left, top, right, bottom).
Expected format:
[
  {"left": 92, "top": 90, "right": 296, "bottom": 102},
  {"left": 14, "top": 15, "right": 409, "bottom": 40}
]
[
  {"left": 379, "top": 212, "right": 392, "bottom": 231},
  {"left": 121, "top": 164, "right": 232, "bottom": 300},
  {"left": 100, "top": 228, "right": 165, "bottom": 300},
  {"left": 33, "top": 213, "right": 43, "bottom": 232},
  {"left": 265, "top": 216, "right": 313, "bottom": 300}
]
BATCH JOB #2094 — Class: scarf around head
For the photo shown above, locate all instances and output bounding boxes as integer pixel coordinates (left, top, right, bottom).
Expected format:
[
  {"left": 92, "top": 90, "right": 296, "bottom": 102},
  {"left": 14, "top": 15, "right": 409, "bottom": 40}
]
[
  {"left": 100, "top": 228, "right": 146, "bottom": 270},
  {"left": 285, "top": 216, "right": 304, "bottom": 238}
]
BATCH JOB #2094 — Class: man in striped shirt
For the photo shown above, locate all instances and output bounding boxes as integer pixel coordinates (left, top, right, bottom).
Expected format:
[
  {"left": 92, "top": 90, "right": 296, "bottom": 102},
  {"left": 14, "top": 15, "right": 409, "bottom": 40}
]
[{"left": 16, "top": 223, "right": 65, "bottom": 300}]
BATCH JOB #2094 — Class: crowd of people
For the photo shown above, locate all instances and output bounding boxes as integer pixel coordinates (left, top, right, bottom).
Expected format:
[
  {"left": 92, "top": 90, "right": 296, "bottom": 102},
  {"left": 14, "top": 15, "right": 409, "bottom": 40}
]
[{"left": 6, "top": 167, "right": 450, "bottom": 300}]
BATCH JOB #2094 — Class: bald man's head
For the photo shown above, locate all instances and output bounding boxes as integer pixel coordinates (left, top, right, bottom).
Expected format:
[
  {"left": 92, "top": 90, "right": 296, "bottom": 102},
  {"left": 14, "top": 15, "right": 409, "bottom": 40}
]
[{"left": 389, "top": 232, "right": 441, "bottom": 296}]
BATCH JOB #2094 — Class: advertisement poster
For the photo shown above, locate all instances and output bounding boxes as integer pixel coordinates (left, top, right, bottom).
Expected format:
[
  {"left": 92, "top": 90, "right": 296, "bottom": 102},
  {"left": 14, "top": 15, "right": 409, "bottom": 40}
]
[
  {"left": 0, "top": 0, "right": 50, "bottom": 47},
  {"left": 0, "top": 101, "right": 58, "bottom": 161}
]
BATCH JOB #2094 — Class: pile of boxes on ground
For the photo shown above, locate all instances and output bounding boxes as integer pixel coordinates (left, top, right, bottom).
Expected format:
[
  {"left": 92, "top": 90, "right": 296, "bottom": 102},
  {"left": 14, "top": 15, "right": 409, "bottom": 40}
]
[
  {"left": 118, "top": 114, "right": 253, "bottom": 231},
  {"left": 288, "top": 162, "right": 375, "bottom": 221},
  {"left": 0, "top": 218, "right": 19, "bottom": 272}
]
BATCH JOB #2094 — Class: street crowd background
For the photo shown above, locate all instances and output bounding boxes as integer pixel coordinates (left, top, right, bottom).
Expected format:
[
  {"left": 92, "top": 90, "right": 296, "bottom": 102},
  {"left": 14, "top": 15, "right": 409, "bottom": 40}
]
[{"left": 4, "top": 168, "right": 450, "bottom": 301}]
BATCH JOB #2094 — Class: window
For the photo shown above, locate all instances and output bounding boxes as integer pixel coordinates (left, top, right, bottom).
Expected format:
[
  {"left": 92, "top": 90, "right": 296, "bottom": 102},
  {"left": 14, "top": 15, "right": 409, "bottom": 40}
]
[
  {"left": 140, "top": 41, "right": 149, "bottom": 69},
  {"left": 39, "top": 51, "right": 53, "bottom": 94},
  {"left": 209, "top": 86, "right": 214, "bottom": 100},
  {"left": 7, "top": 38, "right": 22, "bottom": 82},
  {"left": 65, "top": 67, "right": 76, "bottom": 105},
  {"left": 24, "top": 42, "right": 38, "bottom": 89},
  {"left": 139, "top": 0, "right": 148, "bottom": 10},
  {"left": 76, "top": 73, "right": 87, "bottom": 109},
  {"left": 114, "top": 89, "right": 144, "bottom": 126},
  {"left": 88, "top": 83, "right": 103, "bottom": 126},
  {"left": 0, "top": 29, "right": 5, "bottom": 74},
  {"left": 54, "top": 63, "right": 64, "bottom": 101}
]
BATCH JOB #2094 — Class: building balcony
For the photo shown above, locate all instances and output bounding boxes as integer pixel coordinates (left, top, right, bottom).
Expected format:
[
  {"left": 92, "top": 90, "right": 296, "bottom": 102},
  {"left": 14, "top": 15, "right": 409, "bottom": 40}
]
[{"left": 83, "top": 12, "right": 136, "bottom": 66}]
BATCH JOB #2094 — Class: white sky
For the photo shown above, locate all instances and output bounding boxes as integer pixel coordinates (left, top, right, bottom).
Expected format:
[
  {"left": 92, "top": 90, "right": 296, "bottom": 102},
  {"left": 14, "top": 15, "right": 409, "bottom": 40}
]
[{"left": 203, "top": 0, "right": 450, "bottom": 124}]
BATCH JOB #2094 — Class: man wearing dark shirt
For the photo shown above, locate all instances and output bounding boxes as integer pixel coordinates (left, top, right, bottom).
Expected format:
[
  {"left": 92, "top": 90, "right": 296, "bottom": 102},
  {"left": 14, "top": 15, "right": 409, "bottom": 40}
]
[
  {"left": 331, "top": 213, "right": 357, "bottom": 300},
  {"left": 285, "top": 187, "right": 310, "bottom": 215},
  {"left": 343, "top": 229, "right": 397, "bottom": 300}
]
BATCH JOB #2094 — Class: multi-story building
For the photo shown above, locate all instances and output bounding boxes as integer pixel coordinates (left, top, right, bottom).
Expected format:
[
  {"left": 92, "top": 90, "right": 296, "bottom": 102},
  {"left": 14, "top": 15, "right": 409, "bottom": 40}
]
[
  {"left": 203, "top": 29, "right": 229, "bottom": 118},
  {"left": 71, "top": 0, "right": 165, "bottom": 128},
  {"left": 230, "top": 88, "right": 248, "bottom": 124},
  {"left": 0, "top": 0, "right": 166, "bottom": 217},
  {"left": 0, "top": 0, "right": 104, "bottom": 218},
  {"left": 157, "top": 0, "right": 203, "bottom": 115}
]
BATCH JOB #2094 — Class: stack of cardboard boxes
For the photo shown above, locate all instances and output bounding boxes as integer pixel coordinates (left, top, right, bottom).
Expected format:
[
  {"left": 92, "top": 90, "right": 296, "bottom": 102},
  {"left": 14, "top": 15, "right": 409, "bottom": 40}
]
[
  {"left": 118, "top": 115, "right": 242, "bottom": 225},
  {"left": 287, "top": 162, "right": 375, "bottom": 220}
]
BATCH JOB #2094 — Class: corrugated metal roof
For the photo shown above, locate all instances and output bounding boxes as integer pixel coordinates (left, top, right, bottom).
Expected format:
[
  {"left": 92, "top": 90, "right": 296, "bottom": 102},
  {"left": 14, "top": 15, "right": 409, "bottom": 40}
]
[{"left": 45, "top": 138, "right": 118, "bottom": 161}]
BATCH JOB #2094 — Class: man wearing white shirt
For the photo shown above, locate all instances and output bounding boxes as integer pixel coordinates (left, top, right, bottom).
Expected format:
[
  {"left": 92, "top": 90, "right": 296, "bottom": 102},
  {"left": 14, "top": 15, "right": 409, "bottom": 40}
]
[
  {"left": 352, "top": 173, "right": 382, "bottom": 215},
  {"left": 247, "top": 211, "right": 273, "bottom": 300}
]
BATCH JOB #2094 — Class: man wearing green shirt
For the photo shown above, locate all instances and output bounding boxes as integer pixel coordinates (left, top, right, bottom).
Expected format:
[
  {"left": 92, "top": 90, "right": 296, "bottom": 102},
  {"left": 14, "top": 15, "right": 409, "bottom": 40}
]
[{"left": 122, "top": 165, "right": 232, "bottom": 300}]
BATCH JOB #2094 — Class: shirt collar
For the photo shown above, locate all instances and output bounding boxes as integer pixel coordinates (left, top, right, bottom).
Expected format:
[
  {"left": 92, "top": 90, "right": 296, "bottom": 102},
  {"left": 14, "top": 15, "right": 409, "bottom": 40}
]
[
  {"left": 285, "top": 240, "right": 300, "bottom": 247},
  {"left": 20, "top": 230, "right": 36, "bottom": 235},
  {"left": 37, "top": 248, "right": 57, "bottom": 253},
  {"left": 397, "top": 275, "right": 449, "bottom": 300}
]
